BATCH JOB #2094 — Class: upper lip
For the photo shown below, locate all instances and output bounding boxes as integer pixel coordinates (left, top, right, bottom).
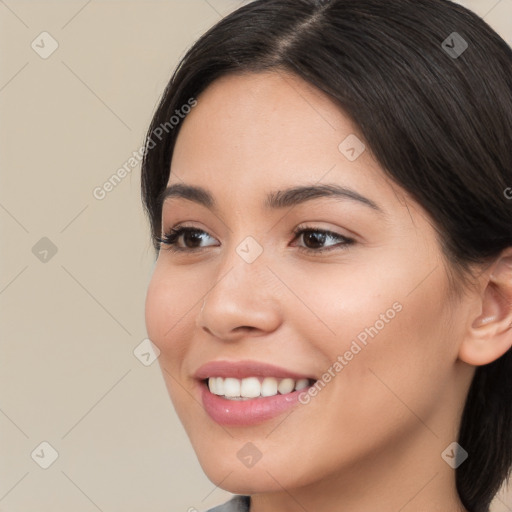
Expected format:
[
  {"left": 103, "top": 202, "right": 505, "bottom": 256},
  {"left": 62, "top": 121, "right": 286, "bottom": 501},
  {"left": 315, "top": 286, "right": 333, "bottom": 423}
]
[{"left": 194, "top": 360, "right": 317, "bottom": 381}]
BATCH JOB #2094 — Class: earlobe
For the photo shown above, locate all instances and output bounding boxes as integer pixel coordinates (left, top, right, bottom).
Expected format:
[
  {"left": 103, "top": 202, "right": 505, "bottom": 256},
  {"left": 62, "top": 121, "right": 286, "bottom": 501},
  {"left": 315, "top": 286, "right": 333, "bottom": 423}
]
[{"left": 459, "top": 249, "right": 512, "bottom": 366}]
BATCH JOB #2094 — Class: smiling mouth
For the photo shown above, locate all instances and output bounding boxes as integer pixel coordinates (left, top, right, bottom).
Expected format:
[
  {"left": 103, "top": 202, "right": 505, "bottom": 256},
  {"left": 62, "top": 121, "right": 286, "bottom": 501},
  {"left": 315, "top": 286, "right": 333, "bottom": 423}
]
[{"left": 203, "top": 376, "right": 317, "bottom": 400}]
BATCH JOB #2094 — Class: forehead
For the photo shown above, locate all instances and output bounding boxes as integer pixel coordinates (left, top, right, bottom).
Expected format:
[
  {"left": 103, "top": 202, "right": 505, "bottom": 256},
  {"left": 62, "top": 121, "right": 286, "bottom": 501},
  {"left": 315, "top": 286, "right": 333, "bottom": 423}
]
[
  {"left": 174, "top": 71, "right": 354, "bottom": 149},
  {"left": 169, "top": 71, "right": 392, "bottom": 196}
]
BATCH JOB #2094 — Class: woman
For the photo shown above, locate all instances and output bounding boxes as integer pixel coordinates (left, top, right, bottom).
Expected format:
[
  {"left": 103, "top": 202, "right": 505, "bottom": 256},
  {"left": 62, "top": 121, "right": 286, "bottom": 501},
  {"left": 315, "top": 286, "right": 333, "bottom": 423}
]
[{"left": 141, "top": 1, "right": 512, "bottom": 511}]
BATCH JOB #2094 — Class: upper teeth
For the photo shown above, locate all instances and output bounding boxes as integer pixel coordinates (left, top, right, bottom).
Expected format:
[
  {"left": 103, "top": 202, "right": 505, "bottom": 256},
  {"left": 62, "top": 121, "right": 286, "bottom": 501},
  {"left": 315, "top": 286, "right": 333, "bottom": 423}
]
[{"left": 208, "top": 376, "right": 310, "bottom": 399}]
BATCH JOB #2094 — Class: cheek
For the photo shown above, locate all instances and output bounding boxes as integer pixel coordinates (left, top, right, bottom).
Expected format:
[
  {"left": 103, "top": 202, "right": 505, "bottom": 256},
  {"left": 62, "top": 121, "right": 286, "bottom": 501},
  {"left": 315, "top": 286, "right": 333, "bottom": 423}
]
[
  {"left": 287, "top": 257, "right": 454, "bottom": 419},
  {"left": 275, "top": 258, "right": 404, "bottom": 353},
  {"left": 318, "top": 271, "right": 454, "bottom": 442},
  {"left": 294, "top": 251, "right": 449, "bottom": 359},
  {"left": 145, "top": 266, "right": 197, "bottom": 418},
  {"left": 144, "top": 272, "right": 167, "bottom": 348},
  {"left": 144, "top": 264, "right": 193, "bottom": 364}
]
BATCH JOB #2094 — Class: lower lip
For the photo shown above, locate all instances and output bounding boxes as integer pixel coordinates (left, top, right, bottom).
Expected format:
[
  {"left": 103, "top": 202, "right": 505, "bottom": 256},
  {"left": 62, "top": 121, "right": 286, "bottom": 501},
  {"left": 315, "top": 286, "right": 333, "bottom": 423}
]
[{"left": 199, "top": 381, "right": 310, "bottom": 426}]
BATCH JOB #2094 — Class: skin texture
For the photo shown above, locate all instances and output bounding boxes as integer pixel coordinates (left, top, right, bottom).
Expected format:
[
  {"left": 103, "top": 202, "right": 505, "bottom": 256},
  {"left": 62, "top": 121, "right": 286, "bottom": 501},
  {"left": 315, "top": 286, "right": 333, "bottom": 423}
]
[{"left": 145, "top": 71, "right": 512, "bottom": 512}]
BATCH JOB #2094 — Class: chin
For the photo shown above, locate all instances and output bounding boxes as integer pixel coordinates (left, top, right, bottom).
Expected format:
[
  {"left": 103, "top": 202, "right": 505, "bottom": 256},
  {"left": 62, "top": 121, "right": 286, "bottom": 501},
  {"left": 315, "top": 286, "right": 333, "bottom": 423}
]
[{"left": 200, "top": 462, "right": 289, "bottom": 495}]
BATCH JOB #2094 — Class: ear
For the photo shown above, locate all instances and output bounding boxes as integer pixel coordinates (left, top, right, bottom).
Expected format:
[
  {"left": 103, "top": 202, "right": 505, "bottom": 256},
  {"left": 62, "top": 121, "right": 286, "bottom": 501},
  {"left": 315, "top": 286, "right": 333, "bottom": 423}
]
[{"left": 458, "top": 248, "right": 512, "bottom": 366}]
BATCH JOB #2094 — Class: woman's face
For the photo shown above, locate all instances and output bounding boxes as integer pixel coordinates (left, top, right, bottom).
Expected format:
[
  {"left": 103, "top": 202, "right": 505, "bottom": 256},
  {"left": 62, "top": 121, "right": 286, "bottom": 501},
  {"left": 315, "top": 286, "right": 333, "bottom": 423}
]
[{"left": 145, "top": 71, "right": 475, "bottom": 500}]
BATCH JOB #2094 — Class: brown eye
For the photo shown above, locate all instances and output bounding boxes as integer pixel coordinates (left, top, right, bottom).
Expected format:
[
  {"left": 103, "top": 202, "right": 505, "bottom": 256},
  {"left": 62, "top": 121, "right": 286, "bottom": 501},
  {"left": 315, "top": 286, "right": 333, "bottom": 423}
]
[
  {"left": 157, "top": 227, "right": 218, "bottom": 252},
  {"left": 292, "top": 227, "right": 355, "bottom": 254}
]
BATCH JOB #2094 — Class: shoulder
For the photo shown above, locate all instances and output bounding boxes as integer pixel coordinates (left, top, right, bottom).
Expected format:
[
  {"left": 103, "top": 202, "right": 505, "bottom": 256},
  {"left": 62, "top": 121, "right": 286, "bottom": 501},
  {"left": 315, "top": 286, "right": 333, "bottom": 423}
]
[{"left": 204, "top": 495, "right": 250, "bottom": 512}]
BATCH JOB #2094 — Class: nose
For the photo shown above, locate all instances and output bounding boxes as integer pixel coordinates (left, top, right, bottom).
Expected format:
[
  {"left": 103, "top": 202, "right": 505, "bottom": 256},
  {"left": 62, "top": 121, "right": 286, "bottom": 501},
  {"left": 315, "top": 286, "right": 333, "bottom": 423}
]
[{"left": 195, "top": 253, "right": 282, "bottom": 341}]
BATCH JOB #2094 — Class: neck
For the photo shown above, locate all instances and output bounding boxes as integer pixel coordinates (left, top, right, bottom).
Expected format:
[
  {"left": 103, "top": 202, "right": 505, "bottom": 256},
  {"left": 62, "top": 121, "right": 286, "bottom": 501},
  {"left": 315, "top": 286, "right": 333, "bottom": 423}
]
[{"left": 249, "top": 425, "right": 469, "bottom": 512}]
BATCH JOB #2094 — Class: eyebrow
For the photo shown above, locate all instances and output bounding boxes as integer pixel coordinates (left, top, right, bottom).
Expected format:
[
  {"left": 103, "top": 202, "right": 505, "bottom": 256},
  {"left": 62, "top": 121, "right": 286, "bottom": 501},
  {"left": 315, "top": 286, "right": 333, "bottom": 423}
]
[{"left": 160, "top": 182, "right": 383, "bottom": 213}]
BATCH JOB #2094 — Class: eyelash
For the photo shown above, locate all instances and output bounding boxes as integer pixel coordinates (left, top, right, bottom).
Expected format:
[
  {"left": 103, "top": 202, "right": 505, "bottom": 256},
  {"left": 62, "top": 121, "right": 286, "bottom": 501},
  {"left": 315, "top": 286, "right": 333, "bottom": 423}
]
[{"left": 156, "top": 224, "right": 355, "bottom": 255}]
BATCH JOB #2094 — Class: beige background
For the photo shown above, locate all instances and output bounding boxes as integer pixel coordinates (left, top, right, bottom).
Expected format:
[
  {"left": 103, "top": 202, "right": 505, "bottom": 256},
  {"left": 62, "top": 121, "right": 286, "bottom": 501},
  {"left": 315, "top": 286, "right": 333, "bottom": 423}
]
[{"left": 0, "top": 1, "right": 511, "bottom": 511}]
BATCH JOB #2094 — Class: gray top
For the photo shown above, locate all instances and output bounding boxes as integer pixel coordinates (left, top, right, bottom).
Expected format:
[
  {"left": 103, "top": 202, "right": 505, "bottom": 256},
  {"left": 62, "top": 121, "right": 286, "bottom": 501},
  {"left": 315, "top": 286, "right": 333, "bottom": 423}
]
[{"left": 206, "top": 495, "right": 250, "bottom": 512}]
